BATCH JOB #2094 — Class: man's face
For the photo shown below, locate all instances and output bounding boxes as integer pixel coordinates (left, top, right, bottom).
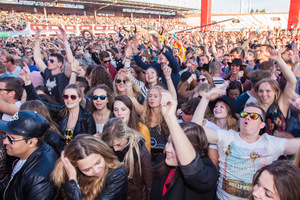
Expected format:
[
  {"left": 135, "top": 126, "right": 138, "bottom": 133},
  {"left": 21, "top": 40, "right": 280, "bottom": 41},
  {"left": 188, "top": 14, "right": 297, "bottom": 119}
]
[
  {"left": 230, "top": 51, "right": 239, "bottom": 60},
  {"left": 3, "top": 132, "right": 31, "bottom": 160},
  {"left": 217, "top": 48, "right": 224, "bottom": 58},
  {"left": 199, "top": 56, "right": 209, "bottom": 66},
  {"left": 158, "top": 53, "right": 167, "bottom": 64},
  {"left": 196, "top": 47, "right": 203, "bottom": 56},
  {"left": 0, "top": 82, "right": 12, "bottom": 102},
  {"left": 239, "top": 106, "right": 265, "bottom": 138},
  {"left": 25, "top": 49, "right": 32, "bottom": 57},
  {"left": 222, "top": 56, "right": 230, "bottom": 66},
  {"left": 47, "top": 56, "right": 60, "bottom": 70},
  {"left": 257, "top": 46, "right": 269, "bottom": 61},
  {"left": 101, "top": 57, "right": 110, "bottom": 68}
]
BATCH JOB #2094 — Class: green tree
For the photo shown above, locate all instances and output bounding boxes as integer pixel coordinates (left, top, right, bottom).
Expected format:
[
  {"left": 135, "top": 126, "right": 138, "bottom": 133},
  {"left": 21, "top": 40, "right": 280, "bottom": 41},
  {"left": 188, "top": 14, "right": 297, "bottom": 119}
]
[{"left": 250, "top": 8, "right": 254, "bottom": 13}]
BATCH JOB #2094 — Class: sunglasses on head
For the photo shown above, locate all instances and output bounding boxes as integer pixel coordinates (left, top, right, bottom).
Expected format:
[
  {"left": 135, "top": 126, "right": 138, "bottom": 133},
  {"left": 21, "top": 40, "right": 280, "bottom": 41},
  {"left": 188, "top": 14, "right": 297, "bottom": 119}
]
[
  {"left": 92, "top": 95, "right": 106, "bottom": 100},
  {"left": 102, "top": 60, "right": 110, "bottom": 63},
  {"left": 49, "top": 59, "right": 54, "bottom": 63},
  {"left": 116, "top": 79, "right": 126, "bottom": 84},
  {"left": 65, "top": 129, "right": 74, "bottom": 144},
  {"left": 2, "top": 132, "right": 27, "bottom": 145},
  {"left": 63, "top": 94, "right": 77, "bottom": 101},
  {"left": 240, "top": 112, "right": 264, "bottom": 121}
]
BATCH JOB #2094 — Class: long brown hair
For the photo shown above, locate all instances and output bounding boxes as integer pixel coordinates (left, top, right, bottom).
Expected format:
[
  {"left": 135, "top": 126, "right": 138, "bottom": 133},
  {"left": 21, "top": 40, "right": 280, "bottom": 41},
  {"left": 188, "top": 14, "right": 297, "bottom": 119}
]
[
  {"left": 87, "top": 84, "right": 113, "bottom": 114},
  {"left": 52, "top": 134, "right": 121, "bottom": 200},
  {"left": 60, "top": 84, "right": 84, "bottom": 117},
  {"left": 90, "top": 66, "right": 113, "bottom": 91},
  {"left": 20, "top": 100, "right": 61, "bottom": 134},
  {"left": 112, "top": 95, "right": 140, "bottom": 131},
  {"left": 250, "top": 160, "right": 300, "bottom": 200},
  {"left": 254, "top": 78, "right": 281, "bottom": 105}
]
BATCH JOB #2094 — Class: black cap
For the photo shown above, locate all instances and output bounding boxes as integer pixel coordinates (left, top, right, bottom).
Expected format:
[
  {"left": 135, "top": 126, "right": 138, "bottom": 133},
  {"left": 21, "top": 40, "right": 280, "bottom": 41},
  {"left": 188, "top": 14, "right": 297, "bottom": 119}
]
[
  {"left": 197, "top": 63, "right": 210, "bottom": 72},
  {"left": 227, "top": 58, "right": 246, "bottom": 67},
  {"left": 0, "top": 110, "right": 50, "bottom": 138},
  {"left": 181, "top": 71, "right": 192, "bottom": 82},
  {"left": 209, "top": 95, "right": 238, "bottom": 120}
]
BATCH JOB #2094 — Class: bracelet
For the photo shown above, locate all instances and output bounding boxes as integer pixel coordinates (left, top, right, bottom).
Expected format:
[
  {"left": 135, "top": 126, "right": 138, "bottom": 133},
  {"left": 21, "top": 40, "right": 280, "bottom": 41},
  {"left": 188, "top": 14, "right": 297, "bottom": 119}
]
[
  {"left": 125, "top": 82, "right": 132, "bottom": 87},
  {"left": 71, "top": 71, "right": 78, "bottom": 75},
  {"left": 159, "top": 46, "right": 165, "bottom": 54}
]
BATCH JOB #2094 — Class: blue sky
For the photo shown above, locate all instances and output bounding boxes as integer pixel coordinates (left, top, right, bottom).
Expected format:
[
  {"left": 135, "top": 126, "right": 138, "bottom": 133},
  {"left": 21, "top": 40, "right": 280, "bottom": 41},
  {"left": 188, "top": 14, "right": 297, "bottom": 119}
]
[{"left": 212, "top": 0, "right": 290, "bottom": 14}]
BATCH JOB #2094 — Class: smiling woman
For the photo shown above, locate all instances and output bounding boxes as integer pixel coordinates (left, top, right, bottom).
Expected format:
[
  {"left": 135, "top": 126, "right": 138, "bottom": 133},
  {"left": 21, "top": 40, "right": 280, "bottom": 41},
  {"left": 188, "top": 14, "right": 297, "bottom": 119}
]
[{"left": 52, "top": 134, "right": 128, "bottom": 200}]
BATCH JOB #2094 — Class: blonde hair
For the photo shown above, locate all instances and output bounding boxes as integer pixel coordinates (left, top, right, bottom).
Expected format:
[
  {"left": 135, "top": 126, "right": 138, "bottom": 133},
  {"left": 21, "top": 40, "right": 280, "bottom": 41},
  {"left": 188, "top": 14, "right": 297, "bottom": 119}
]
[
  {"left": 52, "top": 134, "right": 121, "bottom": 200},
  {"left": 141, "top": 85, "right": 169, "bottom": 136},
  {"left": 113, "top": 72, "right": 142, "bottom": 96},
  {"left": 101, "top": 118, "right": 142, "bottom": 178}
]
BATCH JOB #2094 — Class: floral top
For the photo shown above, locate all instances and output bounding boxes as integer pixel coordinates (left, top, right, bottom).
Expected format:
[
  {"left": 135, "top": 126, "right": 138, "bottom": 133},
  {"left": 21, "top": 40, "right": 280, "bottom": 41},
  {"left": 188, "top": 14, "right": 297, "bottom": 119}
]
[{"left": 264, "top": 103, "right": 286, "bottom": 135}]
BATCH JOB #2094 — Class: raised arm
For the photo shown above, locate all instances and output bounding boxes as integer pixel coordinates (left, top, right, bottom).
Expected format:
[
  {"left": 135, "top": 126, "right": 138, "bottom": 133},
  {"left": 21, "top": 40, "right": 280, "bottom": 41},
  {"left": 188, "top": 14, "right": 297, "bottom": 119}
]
[
  {"left": 33, "top": 27, "right": 47, "bottom": 73},
  {"left": 56, "top": 26, "right": 74, "bottom": 78},
  {"left": 162, "top": 65, "right": 177, "bottom": 100},
  {"left": 161, "top": 91, "right": 196, "bottom": 165}
]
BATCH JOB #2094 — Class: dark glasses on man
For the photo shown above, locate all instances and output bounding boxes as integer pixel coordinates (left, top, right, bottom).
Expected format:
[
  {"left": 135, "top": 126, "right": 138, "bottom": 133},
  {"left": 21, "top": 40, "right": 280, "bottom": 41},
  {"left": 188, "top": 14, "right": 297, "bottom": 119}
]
[
  {"left": 3, "top": 132, "right": 27, "bottom": 145},
  {"left": 63, "top": 95, "right": 77, "bottom": 100},
  {"left": 65, "top": 129, "right": 74, "bottom": 144},
  {"left": 92, "top": 95, "right": 106, "bottom": 100},
  {"left": 102, "top": 60, "right": 110, "bottom": 63},
  {"left": 240, "top": 112, "right": 264, "bottom": 121},
  {"left": 0, "top": 88, "right": 13, "bottom": 91},
  {"left": 49, "top": 59, "right": 54, "bottom": 63},
  {"left": 116, "top": 79, "right": 126, "bottom": 84}
]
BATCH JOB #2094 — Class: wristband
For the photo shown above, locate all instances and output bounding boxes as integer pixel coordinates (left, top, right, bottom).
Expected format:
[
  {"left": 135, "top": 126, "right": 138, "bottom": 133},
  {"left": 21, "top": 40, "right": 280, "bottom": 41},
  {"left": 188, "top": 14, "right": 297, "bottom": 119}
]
[
  {"left": 159, "top": 46, "right": 165, "bottom": 54},
  {"left": 71, "top": 71, "right": 78, "bottom": 75}
]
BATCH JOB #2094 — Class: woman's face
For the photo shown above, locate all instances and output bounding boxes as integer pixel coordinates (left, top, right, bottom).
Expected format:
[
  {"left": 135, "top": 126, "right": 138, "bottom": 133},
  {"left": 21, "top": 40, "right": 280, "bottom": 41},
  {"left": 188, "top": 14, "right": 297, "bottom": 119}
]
[
  {"left": 246, "top": 51, "right": 255, "bottom": 61},
  {"left": 145, "top": 68, "right": 158, "bottom": 84},
  {"left": 77, "top": 153, "right": 106, "bottom": 177},
  {"left": 130, "top": 67, "right": 137, "bottom": 79},
  {"left": 92, "top": 89, "right": 108, "bottom": 110},
  {"left": 115, "top": 74, "right": 126, "bottom": 94},
  {"left": 114, "top": 100, "right": 131, "bottom": 125},
  {"left": 111, "top": 137, "right": 128, "bottom": 152},
  {"left": 63, "top": 88, "right": 81, "bottom": 109},
  {"left": 213, "top": 101, "right": 228, "bottom": 119},
  {"left": 252, "top": 170, "right": 280, "bottom": 200},
  {"left": 230, "top": 64, "right": 240, "bottom": 75},
  {"left": 228, "top": 89, "right": 240, "bottom": 99},
  {"left": 165, "top": 136, "right": 178, "bottom": 167},
  {"left": 258, "top": 82, "right": 276, "bottom": 106},
  {"left": 77, "top": 66, "right": 86, "bottom": 78},
  {"left": 198, "top": 75, "right": 208, "bottom": 84},
  {"left": 148, "top": 89, "right": 161, "bottom": 108}
]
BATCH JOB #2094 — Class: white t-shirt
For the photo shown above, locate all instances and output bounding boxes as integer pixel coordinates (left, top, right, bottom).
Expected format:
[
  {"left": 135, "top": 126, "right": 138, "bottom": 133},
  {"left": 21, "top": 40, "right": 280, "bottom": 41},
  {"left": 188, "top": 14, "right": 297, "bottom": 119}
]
[
  {"left": 216, "top": 129, "right": 287, "bottom": 200},
  {"left": 205, "top": 120, "right": 222, "bottom": 150},
  {"left": 2, "top": 101, "right": 22, "bottom": 121}
]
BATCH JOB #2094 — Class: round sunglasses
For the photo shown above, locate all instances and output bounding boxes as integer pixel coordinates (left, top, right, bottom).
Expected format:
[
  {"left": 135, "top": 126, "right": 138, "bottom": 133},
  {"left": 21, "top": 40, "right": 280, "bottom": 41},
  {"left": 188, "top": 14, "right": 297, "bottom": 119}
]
[
  {"left": 92, "top": 95, "right": 106, "bottom": 100},
  {"left": 63, "top": 95, "right": 78, "bottom": 101},
  {"left": 116, "top": 79, "right": 126, "bottom": 84}
]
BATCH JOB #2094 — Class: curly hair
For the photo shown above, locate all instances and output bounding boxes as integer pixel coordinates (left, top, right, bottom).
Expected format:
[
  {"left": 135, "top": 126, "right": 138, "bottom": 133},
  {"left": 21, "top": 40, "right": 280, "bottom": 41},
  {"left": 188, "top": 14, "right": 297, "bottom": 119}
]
[
  {"left": 90, "top": 66, "right": 113, "bottom": 91},
  {"left": 141, "top": 85, "right": 169, "bottom": 136}
]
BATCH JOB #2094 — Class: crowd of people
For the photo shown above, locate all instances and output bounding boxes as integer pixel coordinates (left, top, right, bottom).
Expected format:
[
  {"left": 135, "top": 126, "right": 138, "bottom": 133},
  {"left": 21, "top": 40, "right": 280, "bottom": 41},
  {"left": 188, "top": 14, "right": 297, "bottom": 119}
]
[
  {"left": 0, "top": 9, "right": 184, "bottom": 32},
  {"left": 0, "top": 11, "right": 300, "bottom": 200}
]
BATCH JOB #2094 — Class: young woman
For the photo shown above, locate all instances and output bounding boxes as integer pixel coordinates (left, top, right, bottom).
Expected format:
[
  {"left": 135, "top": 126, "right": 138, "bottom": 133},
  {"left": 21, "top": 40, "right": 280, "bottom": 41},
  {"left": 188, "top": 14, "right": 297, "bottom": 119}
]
[
  {"left": 224, "top": 58, "right": 248, "bottom": 83},
  {"left": 226, "top": 80, "right": 243, "bottom": 100},
  {"left": 198, "top": 72, "right": 216, "bottom": 87},
  {"left": 250, "top": 160, "right": 300, "bottom": 200},
  {"left": 52, "top": 134, "right": 128, "bottom": 200},
  {"left": 254, "top": 49, "right": 297, "bottom": 135},
  {"left": 112, "top": 95, "right": 151, "bottom": 152},
  {"left": 87, "top": 84, "right": 113, "bottom": 134},
  {"left": 101, "top": 118, "right": 152, "bottom": 200},
  {"left": 20, "top": 100, "right": 65, "bottom": 155},
  {"left": 113, "top": 72, "right": 144, "bottom": 104},
  {"left": 151, "top": 91, "right": 218, "bottom": 200},
  {"left": 192, "top": 84, "right": 238, "bottom": 167}
]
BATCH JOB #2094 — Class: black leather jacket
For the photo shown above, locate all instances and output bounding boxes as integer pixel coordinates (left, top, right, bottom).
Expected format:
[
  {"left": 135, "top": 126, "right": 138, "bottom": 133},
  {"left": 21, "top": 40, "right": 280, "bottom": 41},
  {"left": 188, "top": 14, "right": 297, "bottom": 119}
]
[
  {"left": 63, "top": 166, "right": 128, "bottom": 200},
  {"left": 24, "top": 83, "right": 97, "bottom": 138},
  {"left": 3, "top": 143, "right": 58, "bottom": 200}
]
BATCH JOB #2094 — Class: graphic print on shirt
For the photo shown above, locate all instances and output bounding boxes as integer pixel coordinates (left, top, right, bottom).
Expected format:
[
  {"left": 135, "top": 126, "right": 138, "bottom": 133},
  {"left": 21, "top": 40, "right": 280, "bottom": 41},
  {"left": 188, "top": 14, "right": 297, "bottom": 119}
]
[
  {"left": 222, "top": 142, "right": 268, "bottom": 198},
  {"left": 46, "top": 78, "right": 57, "bottom": 95}
]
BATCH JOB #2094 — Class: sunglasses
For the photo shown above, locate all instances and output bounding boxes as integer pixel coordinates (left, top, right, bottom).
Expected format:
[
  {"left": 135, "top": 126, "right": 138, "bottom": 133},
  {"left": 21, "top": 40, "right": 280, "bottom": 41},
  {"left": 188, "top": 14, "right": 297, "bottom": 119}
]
[
  {"left": 65, "top": 129, "right": 74, "bottom": 144},
  {"left": 240, "top": 112, "right": 264, "bottom": 121},
  {"left": 0, "top": 88, "right": 13, "bottom": 91},
  {"left": 63, "top": 95, "right": 78, "bottom": 101},
  {"left": 26, "top": 51, "right": 31, "bottom": 53},
  {"left": 49, "top": 59, "right": 54, "bottom": 63},
  {"left": 116, "top": 79, "right": 126, "bottom": 84},
  {"left": 102, "top": 60, "right": 110, "bottom": 63},
  {"left": 3, "top": 132, "right": 27, "bottom": 145},
  {"left": 198, "top": 78, "right": 206, "bottom": 82},
  {"left": 92, "top": 95, "right": 106, "bottom": 100}
]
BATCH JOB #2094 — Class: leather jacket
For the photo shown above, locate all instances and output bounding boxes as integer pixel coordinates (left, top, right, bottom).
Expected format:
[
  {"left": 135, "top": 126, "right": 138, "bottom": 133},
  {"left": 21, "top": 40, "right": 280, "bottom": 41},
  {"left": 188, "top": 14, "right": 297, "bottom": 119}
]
[
  {"left": 24, "top": 83, "right": 97, "bottom": 138},
  {"left": 63, "top": 166, "right": 128, "bottom": 200},
  {"left": 127, "top": 144, "right": 152, "bottom": 200},
  {"left": 3, "top": 143, "right": 58, "bottom": 200}
]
